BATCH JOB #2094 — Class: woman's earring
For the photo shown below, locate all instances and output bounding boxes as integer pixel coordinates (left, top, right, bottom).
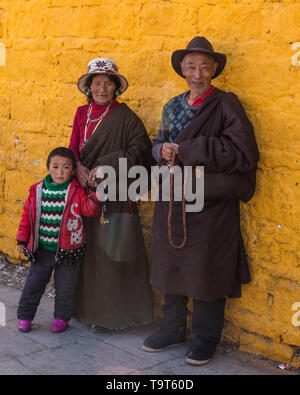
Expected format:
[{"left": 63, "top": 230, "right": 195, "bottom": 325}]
[
  {"left": 85, "top": 91, "right": 90, "bottom": 96},
  {"left": 115, "top": 90, "right": 120, "bottom": 97}
]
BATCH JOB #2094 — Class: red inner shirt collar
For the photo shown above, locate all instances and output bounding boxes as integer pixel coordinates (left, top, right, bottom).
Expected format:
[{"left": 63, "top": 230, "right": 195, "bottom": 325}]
[
  {"left": 190, "top": 85, "right": 215, "bottom": 107},
  {"left": 90, "top": 98, "right": 117, "bottom": 111}
]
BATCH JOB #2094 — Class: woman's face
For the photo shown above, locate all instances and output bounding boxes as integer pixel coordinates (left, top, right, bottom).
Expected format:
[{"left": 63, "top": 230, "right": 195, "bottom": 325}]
[{"left": 89, "top": 74, "right": 116, "bottom": 105}]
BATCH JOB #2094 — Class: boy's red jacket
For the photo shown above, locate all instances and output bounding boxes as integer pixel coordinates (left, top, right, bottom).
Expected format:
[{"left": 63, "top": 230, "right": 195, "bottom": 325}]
[{"left": 16, "top": 177, "right": 102, "bottom": 253}]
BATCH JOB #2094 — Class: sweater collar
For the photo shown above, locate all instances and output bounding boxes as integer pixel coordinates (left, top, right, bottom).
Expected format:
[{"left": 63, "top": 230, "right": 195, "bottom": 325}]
[{"left": 44, "top": 174, "right": 71, "bottom": 191}]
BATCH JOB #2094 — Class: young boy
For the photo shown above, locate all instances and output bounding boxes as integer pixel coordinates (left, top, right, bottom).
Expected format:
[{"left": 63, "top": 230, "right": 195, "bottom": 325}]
[{"left": 16, "top": 147, "right": 102, "bottom": 333}]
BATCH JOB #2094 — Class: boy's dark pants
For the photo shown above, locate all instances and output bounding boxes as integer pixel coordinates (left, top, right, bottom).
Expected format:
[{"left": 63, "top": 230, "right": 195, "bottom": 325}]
[
  {"left": 17, "top": 245, "right": 80, "bottom": 322},
  {"left": 161, "top": 294, "right": 226, "bottom": 342}
]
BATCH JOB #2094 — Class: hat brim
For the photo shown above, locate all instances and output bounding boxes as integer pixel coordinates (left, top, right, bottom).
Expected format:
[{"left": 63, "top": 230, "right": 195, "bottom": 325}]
[
  {"left": 171, "top": 48, "right": 226, "bottom": 79},
  {"left": 77, "top": 72, "right": 128, "bottom": 95}
]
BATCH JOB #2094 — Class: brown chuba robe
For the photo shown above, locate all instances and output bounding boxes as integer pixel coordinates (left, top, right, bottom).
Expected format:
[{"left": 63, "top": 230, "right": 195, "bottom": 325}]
[
  {"left": 75, "top": 103, "right": 154, "bottom": 328},
  {"left": 150, "top": 88, "right": 259, "bottom": 300}
]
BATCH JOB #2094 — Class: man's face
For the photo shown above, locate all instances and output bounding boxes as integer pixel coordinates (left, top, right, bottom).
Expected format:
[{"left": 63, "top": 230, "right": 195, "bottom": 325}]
[{"left": 180, "top": 52, "right": 218, "bottom": 97}]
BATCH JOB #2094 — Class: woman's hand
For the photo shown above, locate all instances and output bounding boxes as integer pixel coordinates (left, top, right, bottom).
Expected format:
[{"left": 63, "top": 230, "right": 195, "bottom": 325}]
[
  {"left": 161, "top": 142, "right": 179, "bottom": 161},
  {"left": 76, "top": 163, "right": 90, "bottom": 187},
  {"left": 88, "top": 166, "right": 104, "bottom": 189}
]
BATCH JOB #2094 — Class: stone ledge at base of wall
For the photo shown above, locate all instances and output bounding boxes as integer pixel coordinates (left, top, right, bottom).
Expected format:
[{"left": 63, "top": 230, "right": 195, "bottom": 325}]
[{"left": 223, "top": 322, "right": 300, "bottom": 368}]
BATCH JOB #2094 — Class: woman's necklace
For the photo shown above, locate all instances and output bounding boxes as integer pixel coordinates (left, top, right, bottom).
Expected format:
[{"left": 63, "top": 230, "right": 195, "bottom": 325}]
[{"left": 83, "top": 102, "right": 112, "bottom": 144}]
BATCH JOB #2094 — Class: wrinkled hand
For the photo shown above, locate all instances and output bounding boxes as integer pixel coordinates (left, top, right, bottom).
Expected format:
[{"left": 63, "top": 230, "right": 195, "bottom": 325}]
[
  {"left": 88, "top": 166, "right": 104, "bottom": 189},
  {"left": 161, "top": 142, "right": 179, "bottom": 161},
  {"left": 76, "top": 163, "right": 89, "bottom": 188}
]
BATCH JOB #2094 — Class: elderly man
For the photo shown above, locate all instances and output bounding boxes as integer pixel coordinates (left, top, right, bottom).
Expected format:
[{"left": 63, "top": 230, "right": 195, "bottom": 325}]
[{"left": 142, "top": 37, "right": 259, "bottom": 365}]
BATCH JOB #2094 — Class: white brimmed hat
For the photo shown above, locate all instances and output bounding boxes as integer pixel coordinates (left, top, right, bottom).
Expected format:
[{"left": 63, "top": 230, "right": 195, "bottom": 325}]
[{"left": 77, "top": 57, "right": 128, "bottom": 95}]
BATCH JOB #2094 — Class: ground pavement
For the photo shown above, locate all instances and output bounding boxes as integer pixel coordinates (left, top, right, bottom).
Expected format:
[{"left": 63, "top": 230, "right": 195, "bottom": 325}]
[{"left": 0, "top": 284, "right": 298, "bottom": 376}]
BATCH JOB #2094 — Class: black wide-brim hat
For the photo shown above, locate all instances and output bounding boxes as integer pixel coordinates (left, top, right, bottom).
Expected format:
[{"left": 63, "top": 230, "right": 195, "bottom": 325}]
[{"left": 171, "top": 36, "right": 226, "bottom": 79}]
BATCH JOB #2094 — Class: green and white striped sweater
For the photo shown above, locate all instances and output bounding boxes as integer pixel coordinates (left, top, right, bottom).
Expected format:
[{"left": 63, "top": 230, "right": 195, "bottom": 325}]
[{"left": 39, "top": 174, "right": 70, "bottom": 252}]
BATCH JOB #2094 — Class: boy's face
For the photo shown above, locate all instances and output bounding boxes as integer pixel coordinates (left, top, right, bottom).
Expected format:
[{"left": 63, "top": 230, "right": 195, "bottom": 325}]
[{"left": 48, "top": 155, "right": 74, "bottom": 184}]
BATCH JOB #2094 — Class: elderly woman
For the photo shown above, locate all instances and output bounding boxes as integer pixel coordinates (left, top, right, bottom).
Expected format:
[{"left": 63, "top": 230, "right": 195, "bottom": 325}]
[{"left": 69, "top": 57, "right": 154, "bottom": 329}]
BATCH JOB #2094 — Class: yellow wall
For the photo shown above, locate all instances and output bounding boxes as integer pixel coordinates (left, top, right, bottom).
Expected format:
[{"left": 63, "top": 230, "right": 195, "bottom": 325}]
[{"left": 1, "top": 0, "right": 300, "bottom": 365}]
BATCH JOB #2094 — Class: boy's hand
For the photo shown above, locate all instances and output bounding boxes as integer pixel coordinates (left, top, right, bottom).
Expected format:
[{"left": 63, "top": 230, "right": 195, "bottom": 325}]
[{"left": 18, "top": 244, "right": 26, "bottom": 254}]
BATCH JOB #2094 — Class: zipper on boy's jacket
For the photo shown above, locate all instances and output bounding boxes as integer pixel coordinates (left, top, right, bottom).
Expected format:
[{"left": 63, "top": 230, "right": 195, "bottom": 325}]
[
  {"left": 29, "top": 205, "right": 34, "bottom": 250},
  {"left": 55, "top": 185, "right": 75, "bottom": 262}
]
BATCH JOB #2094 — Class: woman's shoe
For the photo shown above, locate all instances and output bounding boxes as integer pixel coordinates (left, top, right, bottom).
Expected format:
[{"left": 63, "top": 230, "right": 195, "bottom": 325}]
[
  {"left": 18, "top": 320, "right": 32, "bottom": 333},
  {"left": 142, "top": 327, "right": 186, "bottom": 352},
  {"left": 50, "top": 319, "right": 68, "bottom": 333}
]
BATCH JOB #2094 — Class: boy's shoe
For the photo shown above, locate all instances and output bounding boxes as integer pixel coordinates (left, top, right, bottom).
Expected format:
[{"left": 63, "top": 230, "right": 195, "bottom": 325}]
[
  {"left": 18, "top": 320, "right": 32, "bottom": 333},
  {"left": 142, "top": 327, "right": 186, "bottom": 352},
  {"left": 50, "top": 319, "right": 68, "bottom": 333},
  {"left": 185, "top": 335, "right": 217, "bottom": 366}
]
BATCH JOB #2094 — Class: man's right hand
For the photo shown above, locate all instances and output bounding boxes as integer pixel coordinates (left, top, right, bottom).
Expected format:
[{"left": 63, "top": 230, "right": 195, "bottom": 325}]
[
  {"left": 76, "top": 163, "right": 90, "bottom": 187},
  {"left": 161, "top": 143, "right": 179, "bottom": 161}
]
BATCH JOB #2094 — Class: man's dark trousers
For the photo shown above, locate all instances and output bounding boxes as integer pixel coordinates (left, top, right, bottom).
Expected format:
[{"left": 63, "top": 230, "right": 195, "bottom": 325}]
[{"left": 161, "top": 294, "right": 226, "bottom": 342}]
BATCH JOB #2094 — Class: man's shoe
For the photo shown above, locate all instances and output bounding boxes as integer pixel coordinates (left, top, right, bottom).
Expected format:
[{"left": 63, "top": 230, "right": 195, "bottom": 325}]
[
  {"left": 142, "top": 327, "right": 186, "bottom": 352},
  {"left": 18, "top": 320, "right": 31, "bottom": 333},
  {"left": 185, "top": 335, "right": 217, "bottom": 366},
  {"left": 50, "top": 319, "right": 68, "bottom": 333}
]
